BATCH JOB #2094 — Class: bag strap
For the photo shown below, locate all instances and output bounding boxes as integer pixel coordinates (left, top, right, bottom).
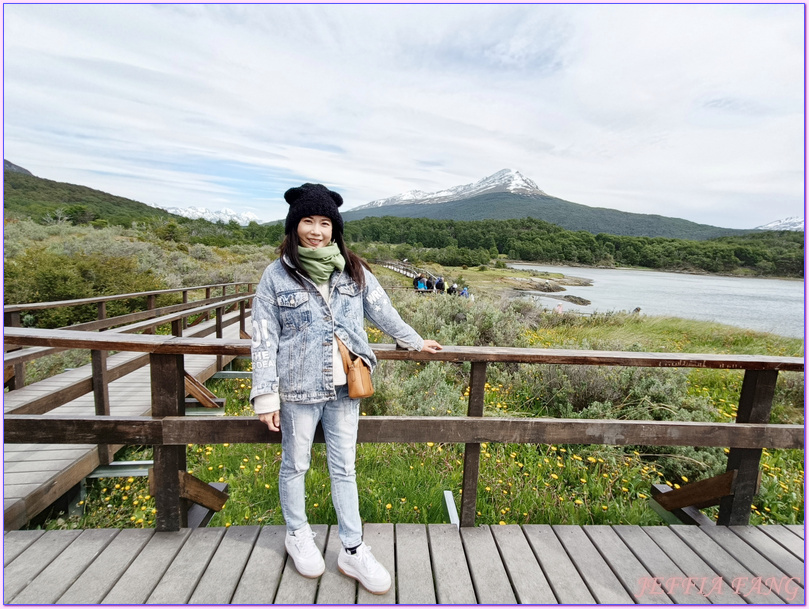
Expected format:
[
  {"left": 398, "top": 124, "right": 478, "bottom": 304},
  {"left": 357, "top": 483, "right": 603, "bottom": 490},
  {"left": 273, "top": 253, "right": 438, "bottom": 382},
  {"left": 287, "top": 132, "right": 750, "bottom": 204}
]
[{"left": 335, "top": 336, "right": 351, "bottom": 374}]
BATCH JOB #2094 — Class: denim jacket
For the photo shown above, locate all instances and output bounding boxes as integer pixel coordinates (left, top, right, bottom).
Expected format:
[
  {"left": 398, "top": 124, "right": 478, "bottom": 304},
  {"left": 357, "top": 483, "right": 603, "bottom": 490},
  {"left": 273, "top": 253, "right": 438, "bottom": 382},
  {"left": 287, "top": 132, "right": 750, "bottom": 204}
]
[{"left": 249, "top": 258, "right": 424, "bottom": 407}]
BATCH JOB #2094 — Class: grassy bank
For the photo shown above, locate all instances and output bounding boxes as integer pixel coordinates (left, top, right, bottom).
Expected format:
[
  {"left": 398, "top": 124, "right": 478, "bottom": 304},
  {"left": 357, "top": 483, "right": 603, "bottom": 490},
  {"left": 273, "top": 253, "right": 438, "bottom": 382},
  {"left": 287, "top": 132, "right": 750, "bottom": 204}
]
[{"left": 39, "top": 274, "right": 803, "bottom": 531}]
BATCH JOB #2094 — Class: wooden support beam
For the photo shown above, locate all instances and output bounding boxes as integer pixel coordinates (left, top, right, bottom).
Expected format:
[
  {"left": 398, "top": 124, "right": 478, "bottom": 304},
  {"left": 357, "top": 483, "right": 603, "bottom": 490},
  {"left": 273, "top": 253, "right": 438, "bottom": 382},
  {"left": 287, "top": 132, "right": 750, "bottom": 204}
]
[
  {"left": 178, "top": 470, "right": 229, "bottom": 511},
  {"left": 5, "top": 415, "right": 802, "bottom": 450},
  {"left": 91, "top": 348, "right": 112, "bottom": 465},
  {"left": 651, "top": 470, "right": 737, "bottom": 511},
  {"left": 184, "top": 372, "right": 221, "bottom": 409},
  {"left": 187, "top": 482, "right": 229, "bottom": 528},
  {"left": 460, "top": 361, "right": 486, "bottom": 528},
  {"left": 718, "top": 369, "right": 778, "bottom": 525},
  {"left": 151, "top": 352, "right": 187, "bottom": 531},
  {"left": 649, "top": 484, "right": 716, "bottom": 526}
]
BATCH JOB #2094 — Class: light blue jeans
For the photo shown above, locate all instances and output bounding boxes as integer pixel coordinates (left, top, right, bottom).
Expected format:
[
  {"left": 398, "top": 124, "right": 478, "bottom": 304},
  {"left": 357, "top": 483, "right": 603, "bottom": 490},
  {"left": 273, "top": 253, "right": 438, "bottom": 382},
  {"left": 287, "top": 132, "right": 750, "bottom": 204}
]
[{"left": 279, "top": 385, "right": 363, "bottom": 548}]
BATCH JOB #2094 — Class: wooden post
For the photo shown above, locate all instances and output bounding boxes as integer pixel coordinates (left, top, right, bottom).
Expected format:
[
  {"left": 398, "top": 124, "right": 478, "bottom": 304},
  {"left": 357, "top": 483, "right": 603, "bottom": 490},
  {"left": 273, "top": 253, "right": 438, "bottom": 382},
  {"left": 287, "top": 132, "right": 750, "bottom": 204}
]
[
  {"left": 216, "top": 306, "right": 224, "bottom": 371},
  {"left": 145, "top": 295, "right": 156, "bottom": 334},
  {"left": 97, "top": 301, "right": 106, "bottom": 321},
  {"left": 239, "top": 300, "right": 246, "bottom": 338},
  {"left": 4, "top": 311, "right": 25, "bottom": 390},
  {"left": 182, "top": 290, "right": 188, "bottom": 329},
  {"left": 460, "top": 361, "right": 487, "bottom": 527},
  {"left": 204, "top": 288, "right": 211, "bottom": 321},
  {"left": 91, "top": 349, "right": 112, "bottom": 464},
  {"left": 717, "top": 369, "right": 778, "bottom": 525},
  {"left": 171, "top": 319, "right": 182, "bottom": 337},
  {"left": 151, "top": 352, "right": 187, "bottom": 531}
]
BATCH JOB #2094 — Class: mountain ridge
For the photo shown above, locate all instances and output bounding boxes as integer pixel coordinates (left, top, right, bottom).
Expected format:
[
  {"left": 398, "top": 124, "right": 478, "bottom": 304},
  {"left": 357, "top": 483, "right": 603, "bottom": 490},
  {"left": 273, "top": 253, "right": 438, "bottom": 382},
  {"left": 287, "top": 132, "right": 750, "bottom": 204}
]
[{"left": 343, "top": 169, "right": 763, "bottom": 240}]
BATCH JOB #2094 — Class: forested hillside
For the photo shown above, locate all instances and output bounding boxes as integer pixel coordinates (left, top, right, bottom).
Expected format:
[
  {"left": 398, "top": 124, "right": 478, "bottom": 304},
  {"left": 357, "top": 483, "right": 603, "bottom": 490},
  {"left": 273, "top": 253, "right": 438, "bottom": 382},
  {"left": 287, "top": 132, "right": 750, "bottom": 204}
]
[
  {"left": 340, "top": 191, "right": 750, "bottom": 240},
  {"left": 345, "top": 217, "right": 804, "bottom": 277}
]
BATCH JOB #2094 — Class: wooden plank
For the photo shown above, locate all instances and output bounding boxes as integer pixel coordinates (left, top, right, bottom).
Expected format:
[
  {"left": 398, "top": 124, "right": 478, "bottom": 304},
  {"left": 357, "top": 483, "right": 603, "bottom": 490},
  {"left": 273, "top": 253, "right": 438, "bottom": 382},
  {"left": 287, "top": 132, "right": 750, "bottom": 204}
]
[
  {"left": 184, "top": 372, "right": 220, "bottom": 409},
  {"left": 4, "top": 529, "right": 82, "bottom": 601},
  {"left": 56, "top": 529, "right": 154, "bottom": 604},
  {"left": 427, "top": 523, "right": 476, "bottom": 604},
  {"left": 178, "top": 470, "right": 228, "bottom": 511},
  {"left": 650, "top": 484, "right": 718, "bottom": 525},
  {"left": 273, "top": 524, "right": 328, "bottom": 604},
  {"left": 522, "top": 524, "right": 594, "bottom": 604},
  {"left": 231, "top": 525, "right": 287, "bottom": 604},
  {"left": 145, "top": 527, "right": 225, "bottom": 604},
  {"left": 187, "top": 482, "right": 229, "bottom": 529},
  {"left": 759, "top": 525, "right": 805, "bottom": 560},
  {"left": 612, "top": 525, "right": 711, "bottom": 604},
  {"left": 670, "top": 525, "right": 785, "bottom": 603},
  {"left": 188, "top": 525, "right": 260, "bottom": 604},
  {"left": 3, "top": 530, "right": 45, "bottom": 566},
  {"left": 4, "top": 415, "right": 163, "bottom": 445},
  {"left": 357, "top": 523, "right": 395, "bottom": 604},
  {"left": 101, "top": 529, "right": 192, "bottom": 604},
  {"left": 160, "top": 415, "right": 803, "bottom": 449},
  {"left": 583, "top": 525, "right": 671, "bottom": 604},
  {"left": 653, "top": 471, "right": 736, "bottom": 510},
  {"left": 552, "top": 525, "right": 633, "bottom": 603},
  {"left": 642, "top": 525, "right": 746, "bottom": 604},
  {"left": 459, "top": 525, "right": 517, "bottom": 603},
  {"left": 316, "top": 525, "right": 356, "bottom": 604},
  {"left": 4, "top": 459, "right": 80, "bottom": 474},
  {"left": 489, "top": 525, "right": 556, "bottom": 603},
  {"left": 728, "top": 526, "right": 804, "bottom": 582},
  {"left": 5, "top": 326, "right": 804, "bottom": 369},
  {"left": 699, "top": 525, "right": 804, "bottom": 604},
  {"left": 394, "top": 524, "right": 436, "bottom": 605},
  {"left": 784, "top": 524, "right": 804, "bottom": 539},
  {"left": 11, "top": 529, "right": 118, "bottom": 604}
]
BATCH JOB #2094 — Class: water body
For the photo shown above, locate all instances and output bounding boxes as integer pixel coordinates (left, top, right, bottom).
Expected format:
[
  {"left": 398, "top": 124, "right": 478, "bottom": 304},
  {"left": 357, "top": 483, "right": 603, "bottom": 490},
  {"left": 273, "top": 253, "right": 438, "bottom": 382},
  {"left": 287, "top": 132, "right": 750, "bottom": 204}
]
[{"left": 510, "top": 263, "right": 805, "bottom": 339}]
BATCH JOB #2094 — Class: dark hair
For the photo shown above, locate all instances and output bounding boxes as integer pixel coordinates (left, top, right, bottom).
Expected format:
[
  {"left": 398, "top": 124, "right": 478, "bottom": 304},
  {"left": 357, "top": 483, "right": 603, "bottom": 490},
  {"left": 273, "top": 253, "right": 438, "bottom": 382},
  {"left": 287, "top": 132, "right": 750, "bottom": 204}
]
[{"left": 279, "top": 230, "right": 371, "bottom": 289}]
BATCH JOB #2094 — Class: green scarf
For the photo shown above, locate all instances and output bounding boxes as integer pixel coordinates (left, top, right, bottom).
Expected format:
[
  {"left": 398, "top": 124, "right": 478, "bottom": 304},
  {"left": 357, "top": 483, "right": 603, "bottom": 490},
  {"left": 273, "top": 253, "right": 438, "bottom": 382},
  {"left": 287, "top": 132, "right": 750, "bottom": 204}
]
[{"left": 298, "top": 243, "right": 345, "bottom": 284}]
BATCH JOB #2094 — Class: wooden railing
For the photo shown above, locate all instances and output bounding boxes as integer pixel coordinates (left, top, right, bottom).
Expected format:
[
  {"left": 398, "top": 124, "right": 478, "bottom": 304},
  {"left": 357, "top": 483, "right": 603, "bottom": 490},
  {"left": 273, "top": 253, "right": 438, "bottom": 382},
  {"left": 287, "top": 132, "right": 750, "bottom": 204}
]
[
  {"left": 4, "top": 282, "right": 254, "bottom": 390},
  {"left": 4, "top": 326, "right": 803, "bottom": 532}
]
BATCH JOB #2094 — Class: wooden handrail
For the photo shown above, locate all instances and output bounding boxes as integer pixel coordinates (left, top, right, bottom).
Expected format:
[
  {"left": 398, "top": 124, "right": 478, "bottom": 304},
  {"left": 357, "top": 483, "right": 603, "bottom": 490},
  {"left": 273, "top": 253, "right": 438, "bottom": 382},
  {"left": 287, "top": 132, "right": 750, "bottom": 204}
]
[
  {"left": 4, "top": 414, "right": 802, "bottom": 449},
  {"left": 3, "top": 282, "right": 254, "bottom": 313},
  {"left": 4, "top": 295, "right": 253, "bottom": 369},
  {"left": 4, "top": 327, "right": 804, "bottom": 370}
]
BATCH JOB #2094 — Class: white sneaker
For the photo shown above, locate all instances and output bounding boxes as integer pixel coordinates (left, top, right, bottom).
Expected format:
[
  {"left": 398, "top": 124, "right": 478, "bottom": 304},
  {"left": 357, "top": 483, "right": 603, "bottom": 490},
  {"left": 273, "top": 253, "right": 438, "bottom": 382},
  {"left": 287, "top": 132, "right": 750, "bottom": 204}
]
[
  {"left": 337, "top": 543, "right": 391, "bottom": 595},
  {"left": 285, "top": 524, "right": 325, "bottom": 578}
]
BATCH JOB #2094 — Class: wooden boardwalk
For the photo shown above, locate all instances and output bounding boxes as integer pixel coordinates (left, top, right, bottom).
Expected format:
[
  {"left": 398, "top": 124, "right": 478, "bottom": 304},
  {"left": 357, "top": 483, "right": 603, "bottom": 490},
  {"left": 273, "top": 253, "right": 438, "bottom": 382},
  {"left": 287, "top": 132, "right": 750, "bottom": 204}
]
[
  {"left": 3, "top": 317, "right": 243, "bottom": 530},
  {"left": 4, "top": 523, "right": 804, "bottom": 604}
]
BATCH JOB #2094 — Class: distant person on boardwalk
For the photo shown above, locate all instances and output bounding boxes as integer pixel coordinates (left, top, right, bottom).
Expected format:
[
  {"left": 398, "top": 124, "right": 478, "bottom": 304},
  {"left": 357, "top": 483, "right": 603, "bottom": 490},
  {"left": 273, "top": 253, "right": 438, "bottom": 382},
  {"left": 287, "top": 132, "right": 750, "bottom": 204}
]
[
  {"left": 435, "top": 276, "right": 446, "bottom": 293},
  {"left": 412, "top": 274, "right": 420, "bottom": 290},
  {"left": 250, "top": 183, "right": 442, "bottom": 594},
  {"left": 426, "top": 276, "right": 435, "bottom": 291},
  {"left": 460, "top": 286, "right": 469, "bottom": 298},
  {"left": 416, "top": 275, "right": 427, "bottom": 290},
  {"left": 554, "top": 303, "right": 563, "bottom": 314},
  {"left": 447, "top": 283, "right": 458, "bottom": 296}
]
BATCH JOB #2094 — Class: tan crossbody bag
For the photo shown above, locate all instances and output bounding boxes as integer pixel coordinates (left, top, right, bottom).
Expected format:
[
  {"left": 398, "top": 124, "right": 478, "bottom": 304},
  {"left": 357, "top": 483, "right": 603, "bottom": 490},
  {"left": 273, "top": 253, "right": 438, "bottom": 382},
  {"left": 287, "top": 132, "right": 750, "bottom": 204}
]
[{"left": 336, "top": 337, "right": 374, "bottom": 399}]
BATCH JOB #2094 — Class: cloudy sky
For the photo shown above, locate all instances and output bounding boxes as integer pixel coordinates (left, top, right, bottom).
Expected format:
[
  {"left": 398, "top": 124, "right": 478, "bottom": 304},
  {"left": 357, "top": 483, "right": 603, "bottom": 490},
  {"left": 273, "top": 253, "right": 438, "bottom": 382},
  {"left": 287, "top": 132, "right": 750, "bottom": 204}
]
[{"left": 3, "top": 3, "right": 804, "bottom": 228}]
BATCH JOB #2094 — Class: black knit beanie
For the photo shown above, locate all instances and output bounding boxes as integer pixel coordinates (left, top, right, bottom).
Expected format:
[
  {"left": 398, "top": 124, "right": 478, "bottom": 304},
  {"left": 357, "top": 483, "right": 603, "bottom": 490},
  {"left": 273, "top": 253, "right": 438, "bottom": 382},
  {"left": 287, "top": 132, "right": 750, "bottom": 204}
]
[{"left": 284, "top": 183, "right": 344, "bottom": 236}]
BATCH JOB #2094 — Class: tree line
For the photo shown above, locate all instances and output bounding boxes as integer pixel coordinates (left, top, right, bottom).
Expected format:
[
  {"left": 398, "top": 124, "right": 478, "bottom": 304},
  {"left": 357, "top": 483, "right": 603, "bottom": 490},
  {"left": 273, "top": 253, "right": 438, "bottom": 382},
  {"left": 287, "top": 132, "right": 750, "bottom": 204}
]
[{"left": 342, "top": 217, "right": 803, "bottom": 277}]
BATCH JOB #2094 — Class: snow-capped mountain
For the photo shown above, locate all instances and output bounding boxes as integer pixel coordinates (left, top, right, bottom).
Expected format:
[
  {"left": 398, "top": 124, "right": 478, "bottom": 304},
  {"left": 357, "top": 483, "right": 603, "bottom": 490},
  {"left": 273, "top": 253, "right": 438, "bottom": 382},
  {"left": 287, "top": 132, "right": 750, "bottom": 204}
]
[
  {"left": 755, "top": 216, "right": 804, "bottom": 232},
  {"left": 159, "top": 205, "right": 260, "bottom": 226},
  {"left": 353, "top": 169, "right": 545, "bottom": 210}
]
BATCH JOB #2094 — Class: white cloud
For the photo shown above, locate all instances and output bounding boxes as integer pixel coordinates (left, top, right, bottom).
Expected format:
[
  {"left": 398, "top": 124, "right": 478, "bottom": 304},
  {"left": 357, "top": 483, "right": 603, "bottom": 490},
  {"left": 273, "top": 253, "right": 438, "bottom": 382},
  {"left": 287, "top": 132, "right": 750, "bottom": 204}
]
[{"left": 3, "top": 3, "right": 804, "bottom": 228}]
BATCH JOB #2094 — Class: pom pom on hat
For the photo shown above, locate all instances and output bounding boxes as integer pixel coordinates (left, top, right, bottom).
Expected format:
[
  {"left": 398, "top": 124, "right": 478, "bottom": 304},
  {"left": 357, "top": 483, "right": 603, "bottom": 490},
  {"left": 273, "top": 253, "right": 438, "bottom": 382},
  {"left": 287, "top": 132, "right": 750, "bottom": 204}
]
[{"left": 284, "top": 183, "right": 345, "bottom": 235}]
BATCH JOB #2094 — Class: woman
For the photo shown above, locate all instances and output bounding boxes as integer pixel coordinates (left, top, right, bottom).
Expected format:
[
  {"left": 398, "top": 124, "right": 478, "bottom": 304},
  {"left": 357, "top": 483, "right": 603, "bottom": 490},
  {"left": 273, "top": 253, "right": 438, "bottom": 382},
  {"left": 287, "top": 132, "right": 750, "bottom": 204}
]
[{"left": 250, "top": 183, "right": 442, "bottom": 594}]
